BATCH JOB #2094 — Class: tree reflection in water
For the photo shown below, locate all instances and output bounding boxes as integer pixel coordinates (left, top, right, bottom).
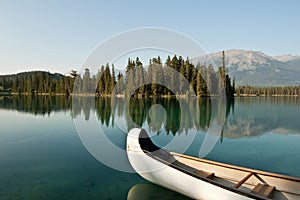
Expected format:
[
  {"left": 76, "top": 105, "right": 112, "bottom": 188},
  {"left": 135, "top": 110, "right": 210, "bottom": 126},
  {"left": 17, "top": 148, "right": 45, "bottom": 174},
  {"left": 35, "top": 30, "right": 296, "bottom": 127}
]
[{"left": 0, "top": 95, "right": 299, "bottom": 138}]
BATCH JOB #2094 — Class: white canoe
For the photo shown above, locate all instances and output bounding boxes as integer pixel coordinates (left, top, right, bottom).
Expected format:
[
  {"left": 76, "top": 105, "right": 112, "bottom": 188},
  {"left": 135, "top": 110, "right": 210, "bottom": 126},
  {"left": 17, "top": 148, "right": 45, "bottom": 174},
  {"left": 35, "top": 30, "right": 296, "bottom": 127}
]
[{"left": 126, "top": 128, "right": 300, "bottom": 200}]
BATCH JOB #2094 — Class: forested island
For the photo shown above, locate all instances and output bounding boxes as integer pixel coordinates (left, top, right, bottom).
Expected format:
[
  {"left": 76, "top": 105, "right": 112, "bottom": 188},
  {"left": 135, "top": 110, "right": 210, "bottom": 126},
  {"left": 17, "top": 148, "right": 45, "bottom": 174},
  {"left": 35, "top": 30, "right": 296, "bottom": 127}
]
[
  {"left": 0, "top": 54, "right": 299, "bottom": 97},
  {"left": 0, "top": 55, "right": 234, "bottom": 97}
]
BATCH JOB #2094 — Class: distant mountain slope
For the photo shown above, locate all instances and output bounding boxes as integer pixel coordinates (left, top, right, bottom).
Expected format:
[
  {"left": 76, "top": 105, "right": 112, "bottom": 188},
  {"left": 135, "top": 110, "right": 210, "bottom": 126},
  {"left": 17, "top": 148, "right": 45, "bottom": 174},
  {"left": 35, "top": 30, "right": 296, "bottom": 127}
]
[
  {"left": 274, "top": 54, "right": 300, "bottom": 62},
  {"left": 285, "top": 58, "right": 300, "bottom": 71},
  {"left": 0, "top": 71, "right": 66, "bottom": 93},
  {"left": 0, "top": 71, "right": 64, "bottom": 81},
  {"left": 274, "top": 54, "right": 300, "bottom": 72},
  {"left": 192, "top": 50, "right": 300, "bottom": 86}
]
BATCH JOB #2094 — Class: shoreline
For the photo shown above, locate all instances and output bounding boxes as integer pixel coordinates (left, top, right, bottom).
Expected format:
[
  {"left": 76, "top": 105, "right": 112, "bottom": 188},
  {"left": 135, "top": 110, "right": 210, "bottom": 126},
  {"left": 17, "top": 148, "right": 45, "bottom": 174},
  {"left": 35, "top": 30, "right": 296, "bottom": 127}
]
[{"left": 0, "top": 92, "right": 299, "bottom": 98}]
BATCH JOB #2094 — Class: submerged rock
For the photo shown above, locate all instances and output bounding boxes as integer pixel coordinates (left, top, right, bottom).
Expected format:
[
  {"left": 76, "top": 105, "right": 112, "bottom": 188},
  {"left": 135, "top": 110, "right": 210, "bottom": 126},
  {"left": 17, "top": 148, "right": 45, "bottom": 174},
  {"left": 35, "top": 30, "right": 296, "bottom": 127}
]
[{"left": 83, "top": 181, "right": 95, "bottom": 187}]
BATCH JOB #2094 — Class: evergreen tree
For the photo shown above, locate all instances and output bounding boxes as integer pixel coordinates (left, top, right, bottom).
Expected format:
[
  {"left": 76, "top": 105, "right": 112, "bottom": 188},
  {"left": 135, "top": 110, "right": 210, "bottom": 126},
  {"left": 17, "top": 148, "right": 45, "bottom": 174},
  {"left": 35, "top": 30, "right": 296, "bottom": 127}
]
[
  {"left": 196, "top": 64, "right": 208, "bottom": 97},
  {"left": 104, "top": 63, "right": 111, "bottom": 95},
  {"left": 82, "top": 68, "right": 92, "bottom": 93},
  {"left": 135, "top": 57, "right": 145, "bottom": 96},
  {"left": 179, "top": 57, "right": 186, "bottom": 94},
  {"left": 26, "top": 74, "right": 32, "bottom": 93},
  {"left": 116, "top": 72, "right": 124, "bottom": 95},
  {"left": 96, "top": 66, "right": 105, "bottom": 95},
  {"left": 206, "top": 64, "right": 217, "bottom": 95},
  {"left": 163, "top": 56, "right": 172, "bottom": 95},
  {"left": 111, "top": 64, "right": 116, "bottom": 94},
  {"left": 125, "top": 58, "right": 135, "bottom": 96}
]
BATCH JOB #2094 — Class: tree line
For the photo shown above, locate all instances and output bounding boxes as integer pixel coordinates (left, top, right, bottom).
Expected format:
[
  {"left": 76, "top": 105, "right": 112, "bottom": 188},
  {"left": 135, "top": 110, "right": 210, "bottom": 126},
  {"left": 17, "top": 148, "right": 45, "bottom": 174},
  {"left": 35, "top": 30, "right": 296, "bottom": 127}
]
[
  {"left": 0, "top": 53, "right": 235, "bottom": 97},
  {"left": 235, "top": 85, "right": 300, "bottom": 96},
  {"left": 79, "top": 54, "right": 235, "bottom": 97},
  {"left": 122, "top": 55, "right": 234, "bottom": 97},
  {"left": 0, "top": 71, "right": 75, "bottom": 95}
]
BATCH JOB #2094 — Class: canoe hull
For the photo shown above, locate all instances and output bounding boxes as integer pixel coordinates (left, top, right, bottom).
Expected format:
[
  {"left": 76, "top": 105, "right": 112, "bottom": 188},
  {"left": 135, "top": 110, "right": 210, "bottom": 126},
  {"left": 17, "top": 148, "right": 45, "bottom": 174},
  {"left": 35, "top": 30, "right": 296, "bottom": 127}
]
[
  {"left": 127, "top": 128, "right": 300, "bottom": 200},
  {"left": 128, "top": 151, "right": 254, "bottom": 200}
]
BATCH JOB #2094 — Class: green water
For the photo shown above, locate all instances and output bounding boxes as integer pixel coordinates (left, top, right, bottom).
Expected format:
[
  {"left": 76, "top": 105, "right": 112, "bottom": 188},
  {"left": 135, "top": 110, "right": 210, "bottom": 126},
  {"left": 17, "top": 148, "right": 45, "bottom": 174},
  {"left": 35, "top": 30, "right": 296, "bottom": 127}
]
[{"left": 0, "top": 95, "right": 299, "bottom": 199}]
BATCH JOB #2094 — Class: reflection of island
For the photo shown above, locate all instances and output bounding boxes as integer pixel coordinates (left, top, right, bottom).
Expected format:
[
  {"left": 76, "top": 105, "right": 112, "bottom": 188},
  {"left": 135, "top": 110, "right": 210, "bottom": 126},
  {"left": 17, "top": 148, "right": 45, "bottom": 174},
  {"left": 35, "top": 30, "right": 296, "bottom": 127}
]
[
  {"left": 72, "top": 96, "right": 221, "bottom": 135},
  {"left": 124, "top": 97, "right": 213, "bottom": 134},
  {"left": 127, "top": 183, "right": 190, "bottom": 200},
  {"left": 0, "top": 95, "right": 299, "bottom": 138}
]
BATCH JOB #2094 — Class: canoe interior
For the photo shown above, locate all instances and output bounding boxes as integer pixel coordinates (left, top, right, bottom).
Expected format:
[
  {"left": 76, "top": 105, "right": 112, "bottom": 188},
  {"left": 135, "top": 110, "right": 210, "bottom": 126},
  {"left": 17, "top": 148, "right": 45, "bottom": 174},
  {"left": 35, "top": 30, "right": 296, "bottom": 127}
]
[
  {"left": 171, "top": 152, "right": 300, "bottom": 200},
  {"left": 138, "top": 129, "right": 300, "bottom": 200}
]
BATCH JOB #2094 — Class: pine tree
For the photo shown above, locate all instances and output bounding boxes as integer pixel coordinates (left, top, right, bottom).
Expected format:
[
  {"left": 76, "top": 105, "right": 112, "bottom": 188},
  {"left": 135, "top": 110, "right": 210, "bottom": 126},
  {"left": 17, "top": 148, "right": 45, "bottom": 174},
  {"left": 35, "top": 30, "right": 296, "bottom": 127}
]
[
  {"left": 97, "top": 66, "right": 105, "bottom": 95},
  {"left": 82, "top": 68, "right": 91, "bottom": 93},
  {"left": 32, "top": 72, "right": 38, "bottom": 93},
  {"left": 179, "top": 57, "right": 186, "bottom": 95},
  {"left": 135, "top": 57, "right": 145, "bottom": 96},
  {"left": 12, "top": 77, "right": 17, "bottom": 93},
  {"left": 125, "top": 58, "right": 135, "bottom": 96},
  {"left": 104, "top": 63, "right": 111, "bottom": 95},
  {"left": 170, "top": 55, "right": 179, "bottom": 95},
  {"left": 116, "top": 72, "right": 124, "bottom": 95},
  {"left": 111, "top": 64, "right": 116, "bottom": 94},
  {"left": 196, "top": 67, "right": 208, "bottom": 97},
  {"left": 26, "top": 74, "right": 32, "bottom": 93},
  {"left": 164, "top": 56, "right": 172, "bottom": 96}
]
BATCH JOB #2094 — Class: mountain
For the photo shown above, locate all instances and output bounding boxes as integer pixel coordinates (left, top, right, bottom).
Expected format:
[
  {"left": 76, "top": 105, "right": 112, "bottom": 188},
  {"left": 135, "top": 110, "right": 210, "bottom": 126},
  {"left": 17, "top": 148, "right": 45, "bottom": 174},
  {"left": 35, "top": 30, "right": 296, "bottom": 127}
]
[
  {"left": 274, "top": 54, "right": 300, "bottom": 62},
  {"left": 285, "top": 58, "right": 300, "bottom": 71},
  {"left": 192, "top": 49, "right": 300, "bottom": 86},
  {"left": 274, "top": 54, "right": 300, "bottom": 72}
]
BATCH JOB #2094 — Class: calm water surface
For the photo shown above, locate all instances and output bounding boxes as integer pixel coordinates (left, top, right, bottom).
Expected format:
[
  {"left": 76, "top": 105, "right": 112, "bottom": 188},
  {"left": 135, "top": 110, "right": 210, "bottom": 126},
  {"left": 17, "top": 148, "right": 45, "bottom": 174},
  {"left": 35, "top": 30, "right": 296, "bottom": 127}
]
[{"left": 0, "top": 95, "right": 299, "bottom": 200}]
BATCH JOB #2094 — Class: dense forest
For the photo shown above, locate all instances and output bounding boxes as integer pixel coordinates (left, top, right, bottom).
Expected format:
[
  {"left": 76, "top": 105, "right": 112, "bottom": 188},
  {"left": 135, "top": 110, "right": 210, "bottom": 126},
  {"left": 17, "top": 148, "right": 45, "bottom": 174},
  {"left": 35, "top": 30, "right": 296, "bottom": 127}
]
[
  {"left": 0, "top": 71, "right": 74, "bottom": 95},
  {"left": 235, "top": 85, "right": 300, "bottom": 96},
  {"left": 0, "top": 54, "right": 235, "bottom": 97},
  {"left": 94, "top": 54, "right": 234, "bottom": 97}
]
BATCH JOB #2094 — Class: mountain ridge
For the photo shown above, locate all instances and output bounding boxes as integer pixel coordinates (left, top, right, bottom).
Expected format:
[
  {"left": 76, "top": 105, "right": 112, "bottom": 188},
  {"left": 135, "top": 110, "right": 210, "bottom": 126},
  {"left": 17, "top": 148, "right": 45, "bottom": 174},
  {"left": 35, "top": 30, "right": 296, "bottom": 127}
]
[
  {"left": 274, "top": 54, "right": 300, "bottom": 62},
  {"left": 192, "top": 49, "right": 300, "bottom": 86}
]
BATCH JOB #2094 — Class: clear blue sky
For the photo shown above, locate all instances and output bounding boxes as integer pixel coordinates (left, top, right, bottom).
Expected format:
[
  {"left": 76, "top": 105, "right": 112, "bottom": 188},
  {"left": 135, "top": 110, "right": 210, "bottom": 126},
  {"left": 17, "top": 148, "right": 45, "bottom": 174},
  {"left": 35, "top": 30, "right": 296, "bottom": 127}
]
[{"left": 0, "top": 0, "right": 299, "bottom": 74}]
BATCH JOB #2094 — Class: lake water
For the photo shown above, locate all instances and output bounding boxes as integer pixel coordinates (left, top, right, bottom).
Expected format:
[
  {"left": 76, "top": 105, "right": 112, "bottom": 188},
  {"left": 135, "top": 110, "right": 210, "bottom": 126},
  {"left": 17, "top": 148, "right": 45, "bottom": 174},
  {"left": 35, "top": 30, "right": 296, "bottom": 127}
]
[{"left": 0, "top": 95, "right": 299, "bottom": 200}]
